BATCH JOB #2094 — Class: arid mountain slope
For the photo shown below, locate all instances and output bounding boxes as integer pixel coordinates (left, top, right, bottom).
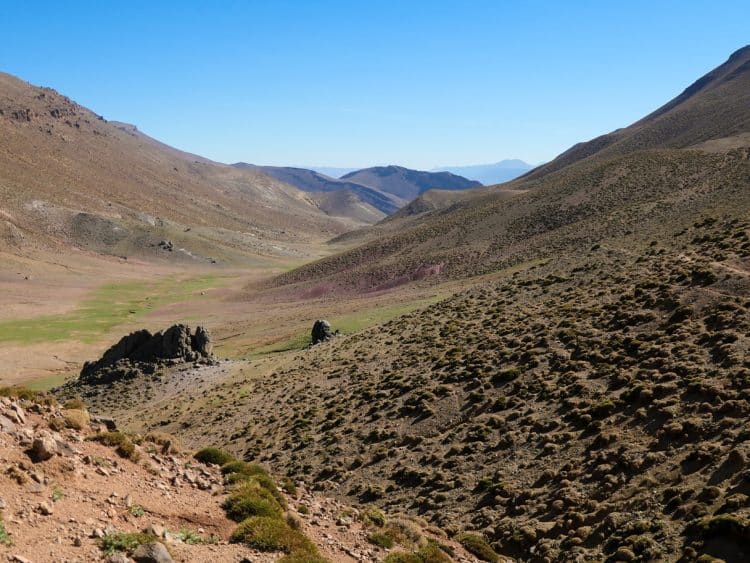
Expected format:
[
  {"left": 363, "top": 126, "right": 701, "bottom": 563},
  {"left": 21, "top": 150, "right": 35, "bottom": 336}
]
[
  {"left": 0, "top": 72, "right": 353, "bottom": 264},
  {"left": 523, "top": 45, "right": 750, "bottom": 181},
  {"left": 273, "top": 46, "right": 750, "bottom": 294}
]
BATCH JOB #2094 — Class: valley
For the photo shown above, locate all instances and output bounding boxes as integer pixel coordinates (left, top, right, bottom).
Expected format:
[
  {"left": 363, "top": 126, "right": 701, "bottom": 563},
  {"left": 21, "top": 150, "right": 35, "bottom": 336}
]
[{"left": 1, "top": 34, "right": 749, "bottom": 563}]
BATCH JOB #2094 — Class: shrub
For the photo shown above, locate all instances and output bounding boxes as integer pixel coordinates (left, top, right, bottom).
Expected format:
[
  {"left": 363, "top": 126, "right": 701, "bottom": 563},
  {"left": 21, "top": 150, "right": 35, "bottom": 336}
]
[
  {"left": 63, "top": 398, "right": 86, "bottom": 410},
  {"left": 194, "top": 447, "right": 235, "bottom": 466},
  {"left": 363, "top": 506, "right": 387, "bottom": 527},
  {"left": 99, "top": 532, "right": 158, "bottom": 555},
  {"left": 281, "top": 476, "right": 299, "bottom": 497},
  {"left": 221, "top": 460, "right": 268, "bottom": 477},
  {"left": 457, "top": 532, "right": 499, "bottom": 562},
  {"left": 223, "top": 483, "right": 283, "bottom": 521},
  {"left": 144, "top": 431, "right": 181, "bottom": 453},
  {"left": 62, "top": 409, "right": 90, "bottom": 430},
  {"left": 88, "top": 432, "right": 140, "bottom": 461},
  {"left": 368, "top": 532, "right": 395, "bottom": 548},
  {"left": 230, "top": 516, "right": 316, "bottom": 554}
]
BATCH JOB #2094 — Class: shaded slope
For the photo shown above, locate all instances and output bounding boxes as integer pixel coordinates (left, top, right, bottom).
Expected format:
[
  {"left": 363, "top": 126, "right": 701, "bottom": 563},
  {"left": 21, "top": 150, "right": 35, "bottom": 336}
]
[
  {"left": 235, "top": 164, "right": 404, "bottom": 217},
  {"left": 341, "top": 165, "right": 482, "bottom": 200}
]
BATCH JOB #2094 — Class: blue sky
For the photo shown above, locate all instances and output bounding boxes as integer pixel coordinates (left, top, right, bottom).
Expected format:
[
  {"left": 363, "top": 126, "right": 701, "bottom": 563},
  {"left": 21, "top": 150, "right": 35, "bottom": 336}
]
[{"left": 1, "top": 1, "right": 747, "bottom": 169}]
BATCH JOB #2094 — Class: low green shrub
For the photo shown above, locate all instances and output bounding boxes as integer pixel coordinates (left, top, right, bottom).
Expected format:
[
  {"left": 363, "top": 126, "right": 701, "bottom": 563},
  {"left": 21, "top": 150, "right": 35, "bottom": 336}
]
[
  {"left": 194, "top": 447, "right": 235, "bottom": 466},
  {"left": 229, "top": 516, "right": 317, "bottom": 554},
  {"left": 457, "top": 532, "right": 499, "bottom": 562},
  {"left": 221, "top": 460, "right": 268, "bottom": 477},
  {"left": 223, "top": 482, "right": 283, "bottom": 521},
  {"left": 367, "top": 531, "right": 395, "bottom": 548}
]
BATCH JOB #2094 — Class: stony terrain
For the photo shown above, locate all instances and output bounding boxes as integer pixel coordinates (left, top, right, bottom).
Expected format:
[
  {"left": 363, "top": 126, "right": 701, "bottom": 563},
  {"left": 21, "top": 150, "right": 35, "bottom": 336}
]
[{"left": 0, "top": 390, "right": 484, "bottom": 562}]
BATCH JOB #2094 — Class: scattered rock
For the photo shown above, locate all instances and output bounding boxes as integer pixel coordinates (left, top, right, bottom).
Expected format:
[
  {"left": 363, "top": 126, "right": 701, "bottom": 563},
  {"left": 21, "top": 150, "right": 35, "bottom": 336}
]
[
  {"left": 132, "top": 541, "right": 174, "bottom": 563},
  {"left": 29, "top": 432, "right": 58, "bottom": 462}
]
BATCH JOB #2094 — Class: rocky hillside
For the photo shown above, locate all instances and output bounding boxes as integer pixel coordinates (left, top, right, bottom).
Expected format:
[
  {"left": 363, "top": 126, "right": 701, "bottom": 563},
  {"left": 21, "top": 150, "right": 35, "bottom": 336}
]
[
  {"left": 0, "top": 389, "right": 484, "bottom": 562},
  {"left": 0, "top": 72, "right": 355, "bottom": 264}
]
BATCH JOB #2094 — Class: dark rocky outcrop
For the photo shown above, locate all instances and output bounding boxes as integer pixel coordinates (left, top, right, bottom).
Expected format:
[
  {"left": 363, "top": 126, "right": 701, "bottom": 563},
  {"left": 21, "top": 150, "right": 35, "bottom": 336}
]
[
  {"left": 79, "top": 324, "right": 214, "bottom": 384},
  {"left": 311, "top": 320, "right": 336, "bottom": 345}
]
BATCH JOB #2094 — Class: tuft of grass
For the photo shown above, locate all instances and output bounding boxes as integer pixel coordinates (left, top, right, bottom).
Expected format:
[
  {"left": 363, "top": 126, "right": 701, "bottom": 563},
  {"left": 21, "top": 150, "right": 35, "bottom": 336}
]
[
  {"left": 62, "top": 408, "right": 90, "bottom": 430},
  {"left": 99, "top": 532, "right": 158, "bottom": 555},
  {"left": 63, "top": 398, "right": 86, "bottom": 410},
  {"left": 229, "top": 516, "right": 317, "bottom": 554},
  {"left": 221, "top": 460, "right": 268, "bottom": 477},
  {"left": 128, "top": 504, "right": 145, "bottom": 518},
  {"left": 383, "top": 544, "right": 452, "bottom": 563},
  {"left": 223, "top": 482, "right": 283, "bottom": 521},
  {"left": 88, "top": 432, "right": 140, "bottom": 461},
  {"left": 0, "top": 513, "right": 11, "bottom": 546},
  {"left": 362, "top": 506, "right": 387, "bottom": 527},
  {"left": 367, "top": 531, "right": 395, "bottom": 548},
  {"left": 194, "top": 447, "right": 234, "bottom": 466},
  {"left": 175, "top": 529, "right": 218, "bottom": 545},
  {"left": 456, "top": 532, "right": 499, "bottom": 562},
  {"left": 51, "top": 486, "right": 64, "bottom": 502}
]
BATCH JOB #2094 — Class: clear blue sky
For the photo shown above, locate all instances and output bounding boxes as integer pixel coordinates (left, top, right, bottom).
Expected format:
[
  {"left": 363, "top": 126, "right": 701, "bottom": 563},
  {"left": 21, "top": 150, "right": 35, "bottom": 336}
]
[{"left": 1, "top": 1, "right": 747, "bottom": 169}]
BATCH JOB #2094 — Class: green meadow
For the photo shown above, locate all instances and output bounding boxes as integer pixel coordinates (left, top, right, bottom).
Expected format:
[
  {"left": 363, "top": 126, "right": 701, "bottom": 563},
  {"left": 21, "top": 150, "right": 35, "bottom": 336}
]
[{"left": 0, "top": 275, "right": 223, "bottom": 345}]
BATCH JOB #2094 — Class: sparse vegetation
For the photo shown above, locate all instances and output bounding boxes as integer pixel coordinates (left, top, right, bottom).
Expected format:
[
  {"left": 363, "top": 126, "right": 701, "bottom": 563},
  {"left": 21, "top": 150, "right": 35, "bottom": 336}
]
[
  {"left": 99, "top": 532, "right": 158, "bottom": 555},
  {"left": 88, "top": 431, "right": 140, "bottom": 461}
]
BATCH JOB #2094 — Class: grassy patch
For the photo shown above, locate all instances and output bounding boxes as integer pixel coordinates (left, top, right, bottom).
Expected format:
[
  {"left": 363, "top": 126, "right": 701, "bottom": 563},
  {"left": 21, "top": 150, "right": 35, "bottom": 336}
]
[
  {"left": 0, "top": 274, "right": 223, "bottom": 345},
  {"left": 88, "top": 432, "right": 139, "bottom": 461},
  {"left": 99, "top": 532, "right": 157, "bottom": 555},
  {"left": 230, "top": 516, "right": 317, "bottom": 553}
]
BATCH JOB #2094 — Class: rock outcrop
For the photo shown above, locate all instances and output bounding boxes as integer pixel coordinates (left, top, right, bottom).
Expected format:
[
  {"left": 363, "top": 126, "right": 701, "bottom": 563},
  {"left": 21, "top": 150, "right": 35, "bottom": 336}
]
[
  {"left": 79, "top": 324, "right": 215, "bottom": 384},
  {"left": 311, "top": 319, "right": 335, "bottom": 345}
]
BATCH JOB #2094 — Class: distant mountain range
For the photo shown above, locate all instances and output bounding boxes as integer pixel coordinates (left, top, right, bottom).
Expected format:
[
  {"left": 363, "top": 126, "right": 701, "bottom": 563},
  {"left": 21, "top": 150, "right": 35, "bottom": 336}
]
[
  {"left": 235, "top": 163, "right": 482, "bottom": 221},
  {"left": 432, "top": 159, "right": 534, "bottom": 185}
]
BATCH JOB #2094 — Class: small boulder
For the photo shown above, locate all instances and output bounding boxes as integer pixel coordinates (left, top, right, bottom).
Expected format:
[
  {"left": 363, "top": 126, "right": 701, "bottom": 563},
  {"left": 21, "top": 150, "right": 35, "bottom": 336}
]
[
  {"left": 30, "top": 432, "right": 58, "bottom": 462},
  {"left": 311, "top": 319, "right": 335, "bottom": 345},
  {"left": 132, "top": 541, "right": 173, "bottom": 563}
]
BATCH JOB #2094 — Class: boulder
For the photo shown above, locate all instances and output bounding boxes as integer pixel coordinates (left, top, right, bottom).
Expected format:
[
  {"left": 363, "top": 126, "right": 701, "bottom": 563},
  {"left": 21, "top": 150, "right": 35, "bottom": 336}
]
[
  {"left": 30, "top": 432, "right": 58, "bottom": 462},
  {"left": 311, "top": 319, "right": 335, "bottom": 345},
  {"left": 132, "top": 541, "right": 174, "bottom": 563}
]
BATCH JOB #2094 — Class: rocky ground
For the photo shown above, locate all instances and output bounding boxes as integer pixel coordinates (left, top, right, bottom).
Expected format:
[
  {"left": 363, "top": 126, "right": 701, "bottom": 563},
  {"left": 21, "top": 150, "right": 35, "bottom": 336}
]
[{"left": 0, "top": 392, "right": 485, "bottom": 562}]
